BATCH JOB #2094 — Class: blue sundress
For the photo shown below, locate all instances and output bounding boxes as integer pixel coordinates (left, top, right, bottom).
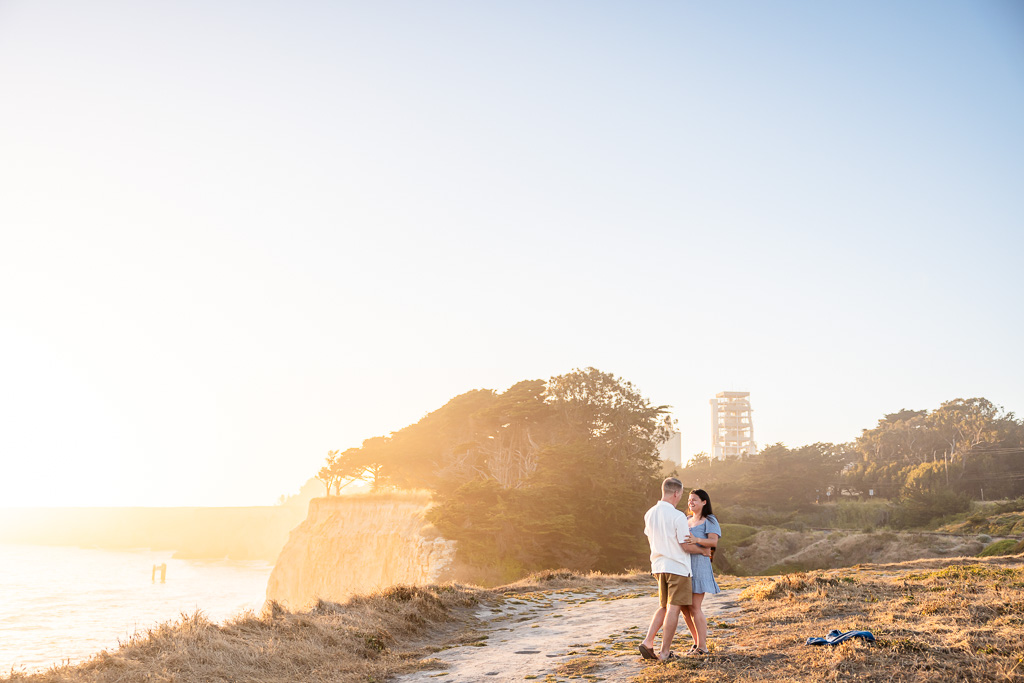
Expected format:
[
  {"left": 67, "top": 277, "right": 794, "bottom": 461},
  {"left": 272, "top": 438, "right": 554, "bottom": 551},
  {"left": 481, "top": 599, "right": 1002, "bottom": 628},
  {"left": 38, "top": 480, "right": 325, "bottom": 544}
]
[{"left": 689, "top": 514, "right": 721, "bottom": 594}]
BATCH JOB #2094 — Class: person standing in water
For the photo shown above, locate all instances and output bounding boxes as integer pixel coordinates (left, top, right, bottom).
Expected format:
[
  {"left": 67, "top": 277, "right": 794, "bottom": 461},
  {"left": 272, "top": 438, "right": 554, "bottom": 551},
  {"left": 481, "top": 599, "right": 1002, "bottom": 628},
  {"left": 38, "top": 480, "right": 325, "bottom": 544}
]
[{"left": 681, "top": 488, "right": 721, "bottom": 656}]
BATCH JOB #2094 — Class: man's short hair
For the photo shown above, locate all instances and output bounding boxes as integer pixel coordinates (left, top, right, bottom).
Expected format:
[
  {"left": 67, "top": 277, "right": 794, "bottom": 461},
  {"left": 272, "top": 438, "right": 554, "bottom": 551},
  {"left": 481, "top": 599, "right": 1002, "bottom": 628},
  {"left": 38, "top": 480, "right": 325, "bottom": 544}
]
[{"left": 662, "top": 477, "right": 683, "bottom": 496}]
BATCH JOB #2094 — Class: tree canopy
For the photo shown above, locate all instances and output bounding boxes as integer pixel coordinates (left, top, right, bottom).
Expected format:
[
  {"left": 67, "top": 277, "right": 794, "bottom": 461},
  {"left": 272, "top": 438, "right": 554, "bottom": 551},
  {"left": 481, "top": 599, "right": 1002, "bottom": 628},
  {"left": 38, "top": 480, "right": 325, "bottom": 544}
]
[
  {"left": 317, "top": 368, "right": 673, "bottom": 582},
  {"left": 319, "top": 384, "right": 1023, "bottom": 577},
  {"left": 679, "top": 397, "right": 1024, "bottom": 523}
]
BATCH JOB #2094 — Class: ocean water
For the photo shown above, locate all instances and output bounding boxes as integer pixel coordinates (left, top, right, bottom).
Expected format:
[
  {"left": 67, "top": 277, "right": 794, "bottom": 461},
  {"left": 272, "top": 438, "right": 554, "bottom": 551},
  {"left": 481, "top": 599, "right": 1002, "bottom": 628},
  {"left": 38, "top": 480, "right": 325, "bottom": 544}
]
[{"left": 0, "top": 544, "right": 273, "bottom": 675}]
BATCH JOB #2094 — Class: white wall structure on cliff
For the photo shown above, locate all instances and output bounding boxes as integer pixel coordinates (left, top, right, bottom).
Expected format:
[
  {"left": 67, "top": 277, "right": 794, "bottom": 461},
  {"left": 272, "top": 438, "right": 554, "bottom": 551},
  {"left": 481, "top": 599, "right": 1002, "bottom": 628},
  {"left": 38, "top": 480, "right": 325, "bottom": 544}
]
[{"left": 265, "top": 493, "right": 457, "bottom": 609}]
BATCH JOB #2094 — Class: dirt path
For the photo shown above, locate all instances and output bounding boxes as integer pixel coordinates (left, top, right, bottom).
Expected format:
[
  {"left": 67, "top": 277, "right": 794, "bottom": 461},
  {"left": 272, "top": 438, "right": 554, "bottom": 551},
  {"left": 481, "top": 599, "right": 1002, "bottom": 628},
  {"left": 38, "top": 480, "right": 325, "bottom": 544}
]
[{"left": 396, "top": 586, "right": 743, "bottom": 683}]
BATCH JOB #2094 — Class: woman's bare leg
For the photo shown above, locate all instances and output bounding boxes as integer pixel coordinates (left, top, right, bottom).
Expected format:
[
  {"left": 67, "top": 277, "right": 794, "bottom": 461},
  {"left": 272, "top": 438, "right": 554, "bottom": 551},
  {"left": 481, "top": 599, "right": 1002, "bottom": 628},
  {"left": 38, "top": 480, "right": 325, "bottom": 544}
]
[
  {"left": 690, "top": 592, "right": 708, "bottom": 651},
  {"left": 680, "top": 601, "right": 698, "bottom": 650}
]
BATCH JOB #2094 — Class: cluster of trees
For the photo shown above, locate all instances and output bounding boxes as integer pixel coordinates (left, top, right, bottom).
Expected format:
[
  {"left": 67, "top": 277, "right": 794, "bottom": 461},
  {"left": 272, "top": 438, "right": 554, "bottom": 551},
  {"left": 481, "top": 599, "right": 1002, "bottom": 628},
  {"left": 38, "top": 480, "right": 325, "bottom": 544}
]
[
  {"left": 681, "top": 442, "right": 855, "bottom": 510},
  {"left": 318, "top": 386, "right": 1022, "bottom": 579},
  {"left": 680, "top": 398, "right": 1024, "bottom": 525},
  {"left": 316, "top": 368, "right": 673, "bottom": 582},
  {"left": 845, "top": 399, "right": 1024, "bottom": 500}
]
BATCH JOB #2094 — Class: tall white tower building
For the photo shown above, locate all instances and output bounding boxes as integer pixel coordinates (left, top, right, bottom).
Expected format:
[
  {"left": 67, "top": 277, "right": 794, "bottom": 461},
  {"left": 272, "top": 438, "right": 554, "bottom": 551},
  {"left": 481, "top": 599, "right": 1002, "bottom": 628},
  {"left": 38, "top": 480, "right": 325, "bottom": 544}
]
[{"left": 710, "top": 391, "right": 757, "bottom": 459}]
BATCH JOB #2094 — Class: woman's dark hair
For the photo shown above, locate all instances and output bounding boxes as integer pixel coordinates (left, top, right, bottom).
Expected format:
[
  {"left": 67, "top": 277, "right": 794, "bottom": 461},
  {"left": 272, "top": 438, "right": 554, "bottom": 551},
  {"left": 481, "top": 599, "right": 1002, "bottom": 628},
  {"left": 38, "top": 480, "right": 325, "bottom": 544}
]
[{"left": 690, "top": 488, "right": 714, "bottom": 519}]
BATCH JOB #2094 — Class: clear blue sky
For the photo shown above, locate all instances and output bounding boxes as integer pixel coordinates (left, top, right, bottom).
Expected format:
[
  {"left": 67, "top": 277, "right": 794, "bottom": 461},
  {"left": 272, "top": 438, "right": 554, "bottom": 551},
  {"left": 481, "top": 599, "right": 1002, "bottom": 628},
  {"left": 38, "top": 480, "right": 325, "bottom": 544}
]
[{"left": 1, "top": 1, "right": 1021, "bottom": 506}]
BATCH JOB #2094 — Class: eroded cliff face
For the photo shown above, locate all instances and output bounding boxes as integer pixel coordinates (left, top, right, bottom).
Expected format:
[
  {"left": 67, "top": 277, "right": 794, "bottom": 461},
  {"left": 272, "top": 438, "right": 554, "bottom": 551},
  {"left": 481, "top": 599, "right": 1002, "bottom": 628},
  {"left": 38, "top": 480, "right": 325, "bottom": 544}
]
[{"left": 265, "top": 493, "right": 457, "bottom": 609}]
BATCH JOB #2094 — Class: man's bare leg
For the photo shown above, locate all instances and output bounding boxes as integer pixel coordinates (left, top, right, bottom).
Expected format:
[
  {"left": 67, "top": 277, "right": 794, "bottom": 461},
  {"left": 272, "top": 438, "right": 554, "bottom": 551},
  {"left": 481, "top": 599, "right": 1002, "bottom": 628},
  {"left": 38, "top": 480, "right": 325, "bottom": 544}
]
[
  {"left": 642, "top": 606, "right": 666, "bottom": 651},
  {"left": 658, "top": 604, "right": 682, "bottom": 659}
]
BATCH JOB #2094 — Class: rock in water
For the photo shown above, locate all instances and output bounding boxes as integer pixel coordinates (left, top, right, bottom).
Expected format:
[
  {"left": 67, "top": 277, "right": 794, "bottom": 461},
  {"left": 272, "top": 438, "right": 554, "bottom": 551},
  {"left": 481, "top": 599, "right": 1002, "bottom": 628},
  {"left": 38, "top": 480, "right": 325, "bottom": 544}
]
[{"left": 265, "top": 493, "right": 457, "bottom": 609}]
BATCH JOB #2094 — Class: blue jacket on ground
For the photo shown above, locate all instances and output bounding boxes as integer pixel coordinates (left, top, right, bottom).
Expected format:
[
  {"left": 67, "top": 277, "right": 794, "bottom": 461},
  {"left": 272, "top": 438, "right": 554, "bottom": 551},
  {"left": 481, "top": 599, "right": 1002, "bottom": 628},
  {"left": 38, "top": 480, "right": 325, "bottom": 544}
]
[{"left": 806, "top": 629, "right": 875, "bottom": 646}]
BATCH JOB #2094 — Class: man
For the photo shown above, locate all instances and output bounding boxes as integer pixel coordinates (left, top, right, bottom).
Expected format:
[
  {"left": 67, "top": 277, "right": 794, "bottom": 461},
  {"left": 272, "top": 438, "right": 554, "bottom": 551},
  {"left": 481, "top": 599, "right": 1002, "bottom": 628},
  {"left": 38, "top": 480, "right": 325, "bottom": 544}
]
[{"left": 639, "top": 477, "right": 707, "bottom": 661}]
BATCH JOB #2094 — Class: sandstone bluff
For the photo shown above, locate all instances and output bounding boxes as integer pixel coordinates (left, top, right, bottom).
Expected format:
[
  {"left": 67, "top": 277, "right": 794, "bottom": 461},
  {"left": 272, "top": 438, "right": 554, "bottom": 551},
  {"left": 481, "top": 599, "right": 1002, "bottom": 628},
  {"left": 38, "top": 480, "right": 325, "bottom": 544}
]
[{"left": 265, "top": 493, "right": 457, "bottom": 609}]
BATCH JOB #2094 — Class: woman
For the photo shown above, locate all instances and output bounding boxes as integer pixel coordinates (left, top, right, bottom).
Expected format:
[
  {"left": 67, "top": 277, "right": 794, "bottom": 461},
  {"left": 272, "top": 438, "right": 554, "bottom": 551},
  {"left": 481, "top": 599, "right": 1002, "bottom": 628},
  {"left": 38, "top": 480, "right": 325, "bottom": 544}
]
[{"left": 682, "top": 488, "right": 721, "bottom": 655}]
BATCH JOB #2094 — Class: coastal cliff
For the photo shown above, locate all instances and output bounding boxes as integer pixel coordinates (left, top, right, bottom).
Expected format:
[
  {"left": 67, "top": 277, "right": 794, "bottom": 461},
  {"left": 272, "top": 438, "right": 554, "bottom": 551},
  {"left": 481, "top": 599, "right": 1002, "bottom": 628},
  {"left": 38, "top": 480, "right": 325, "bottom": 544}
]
[{"left": 265, "top": 493, "right": 457, "bottom": 609}]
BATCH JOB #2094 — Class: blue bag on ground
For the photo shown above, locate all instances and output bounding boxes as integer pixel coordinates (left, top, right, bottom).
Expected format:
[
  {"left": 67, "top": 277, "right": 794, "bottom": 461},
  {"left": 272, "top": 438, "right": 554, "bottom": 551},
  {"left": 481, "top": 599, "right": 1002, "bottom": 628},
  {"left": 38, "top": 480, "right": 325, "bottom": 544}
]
[{"left": 806, "top": 629, "right": 875, "bottom": 646}]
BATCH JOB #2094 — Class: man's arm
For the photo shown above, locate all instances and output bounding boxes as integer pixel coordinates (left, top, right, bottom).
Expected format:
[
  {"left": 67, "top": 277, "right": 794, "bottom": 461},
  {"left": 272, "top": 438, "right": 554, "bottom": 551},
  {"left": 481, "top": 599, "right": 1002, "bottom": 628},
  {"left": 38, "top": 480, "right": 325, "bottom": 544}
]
[
  {"left": 681, "top": 541, "right": 712, "bottom": 557},
  {"left": 676, "top": 517, "right": 712, "bottom": 556},
  {"left": 684, "top": 530, "right": 719, "bottom": 558}
]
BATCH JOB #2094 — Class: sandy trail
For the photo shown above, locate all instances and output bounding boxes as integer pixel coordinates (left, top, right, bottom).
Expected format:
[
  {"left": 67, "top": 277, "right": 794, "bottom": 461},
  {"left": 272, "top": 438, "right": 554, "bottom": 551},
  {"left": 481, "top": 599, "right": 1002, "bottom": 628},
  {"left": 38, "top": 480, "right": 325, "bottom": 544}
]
[{"left": 396, "top": 586, "right": 742, "bottom": 683}]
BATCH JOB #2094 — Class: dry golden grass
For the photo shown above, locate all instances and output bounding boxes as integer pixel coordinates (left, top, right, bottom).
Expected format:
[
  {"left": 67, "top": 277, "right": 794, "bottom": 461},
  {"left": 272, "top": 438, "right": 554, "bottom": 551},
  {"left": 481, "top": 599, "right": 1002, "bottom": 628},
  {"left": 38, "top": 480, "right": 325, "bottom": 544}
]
[
  {"left": 630, "top": 553, "right": 1024, "bottom": 683},
  {"left": 728, "top": 527, "right": 988, "bottom": 576},
  {"left": 1, "top": 569, "right": 648, "bottom": 683},
  {"left": 1, "top": 584, "right": 481, "bottom": 683},
  {"left": 499, "top": 568, "right": 650, "bottom": 593},
  {"left": 554, "top": 655, "right": 601, "bottom": 677},
  {"left": 7, "top": 560, "right": 1023, "bottom": 683}
]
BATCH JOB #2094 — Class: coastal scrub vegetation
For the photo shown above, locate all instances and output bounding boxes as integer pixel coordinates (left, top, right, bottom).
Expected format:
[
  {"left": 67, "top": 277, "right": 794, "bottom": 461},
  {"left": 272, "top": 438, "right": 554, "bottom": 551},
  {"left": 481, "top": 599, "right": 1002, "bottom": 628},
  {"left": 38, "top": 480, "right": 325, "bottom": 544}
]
[
  {"left": 680, "top": 397, "right": 1024, "bottom": 532},
  {"left": 315, "top": 373, "right": 1023, "bottom": 581},
  {"left": 318, "top": 368, "right": 673, "bottom": 582}
]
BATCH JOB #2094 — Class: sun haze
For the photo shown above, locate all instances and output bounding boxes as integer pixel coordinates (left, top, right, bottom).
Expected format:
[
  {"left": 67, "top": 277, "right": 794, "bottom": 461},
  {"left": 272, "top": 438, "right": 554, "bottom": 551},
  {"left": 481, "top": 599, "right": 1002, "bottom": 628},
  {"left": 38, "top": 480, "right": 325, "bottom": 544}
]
[{"left": 0, "top": 1, "right": 1021, "bottom": 507}]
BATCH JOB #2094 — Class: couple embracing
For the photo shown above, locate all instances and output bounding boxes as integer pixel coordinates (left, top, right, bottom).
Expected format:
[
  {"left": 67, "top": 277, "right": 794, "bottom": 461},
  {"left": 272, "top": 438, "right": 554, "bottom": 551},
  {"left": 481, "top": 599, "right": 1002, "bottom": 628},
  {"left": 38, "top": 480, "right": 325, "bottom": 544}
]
[{"left": 639, "top": 477, "right": 721, "bottom": 661}]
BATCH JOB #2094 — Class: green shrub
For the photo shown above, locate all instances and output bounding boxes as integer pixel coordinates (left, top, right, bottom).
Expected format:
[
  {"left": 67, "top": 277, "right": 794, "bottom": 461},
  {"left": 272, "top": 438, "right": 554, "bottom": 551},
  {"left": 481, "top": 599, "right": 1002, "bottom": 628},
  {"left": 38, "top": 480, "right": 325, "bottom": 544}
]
[
  {"left": 802, "top": 500, "right": 893, "bottom": 529},
  {"left": 978, "top": 539, "right": 1020, "bottom": 557},
  {"left": 710, "top": 523, "right": 758, "bottom": 576},
  {"left": 891, "top": 489, "right": 971, "bottom": 529},
  {"left": 719, "top": 523, "right": 758, "bottom": 543},
  {"left": 719, "top": 505, "right": 794, "bottom": 527},
  {"left": 991, "top": 497, "right": 1024, "bottom": 515}
]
